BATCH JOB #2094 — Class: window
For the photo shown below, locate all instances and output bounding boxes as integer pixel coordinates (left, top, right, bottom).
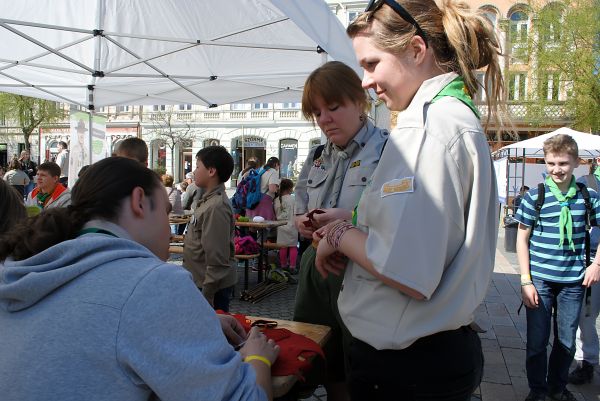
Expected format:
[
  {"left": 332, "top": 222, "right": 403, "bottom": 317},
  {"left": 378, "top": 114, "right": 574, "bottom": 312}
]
[
  {"left": 253, "top": 103, "right": 270, "bottom": 110},
  {"left": 348, "top": 10, "right": 361, "bottom": 24},
  {"left": 508, "top": 73, "right": 527, "bottom": 101},
  {"left": 509, "top": 11, "right": 529, "bottom": 43},
  {"left": 542, "top": 73, "right": 560, "bottom": 101},
  {"left": 153, "top": 105, "right": 167, "bottom": 111},
  {"left": 117, "top": 105, "right": 129, "bottom": 113},
  {"left": 231, "top": 103, "right": 251, "bottom": 111},
  {"left": 179, "top": 104, "right": 192, "bottom": 111},
  {"left": 480, "top": 7, "right": 497, "bottom": 28},
  {"left": 278, "top": 102, "right": 300, "bottom": 109}
]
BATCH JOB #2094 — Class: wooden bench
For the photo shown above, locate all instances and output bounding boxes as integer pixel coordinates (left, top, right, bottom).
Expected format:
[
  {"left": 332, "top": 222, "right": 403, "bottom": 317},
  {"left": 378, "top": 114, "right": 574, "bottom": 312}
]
[
  {"left": 234, "top": 253, "right": 260, "bottom": 291},
  {"left": 169, "top": 245, "right": 184, "bottom": 254},
  {"left": 262, "top": 242, "right": 287, "bottom": 250}
]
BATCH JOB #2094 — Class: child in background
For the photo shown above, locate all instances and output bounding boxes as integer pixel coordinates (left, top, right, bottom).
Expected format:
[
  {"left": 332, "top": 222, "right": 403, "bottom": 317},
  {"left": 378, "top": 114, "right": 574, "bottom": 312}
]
[{"left": 275, "top": 178, "right": 298, "bottom": 273}]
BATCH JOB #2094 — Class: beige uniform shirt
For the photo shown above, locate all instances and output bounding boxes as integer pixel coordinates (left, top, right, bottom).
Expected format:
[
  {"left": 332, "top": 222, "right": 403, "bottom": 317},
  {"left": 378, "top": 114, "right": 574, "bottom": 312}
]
[
  {"left": 339, "top": 73, "right": 499, "bottom": 350},
  {"left": 183, "top": 184, "right": 237, "bottom": 304}
]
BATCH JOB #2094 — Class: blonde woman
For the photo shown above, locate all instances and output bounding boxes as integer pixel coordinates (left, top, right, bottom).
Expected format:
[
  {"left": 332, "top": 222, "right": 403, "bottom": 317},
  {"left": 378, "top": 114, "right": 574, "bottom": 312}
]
[{"left": 314, "top": 1, "right": 504, "bottom": 399}]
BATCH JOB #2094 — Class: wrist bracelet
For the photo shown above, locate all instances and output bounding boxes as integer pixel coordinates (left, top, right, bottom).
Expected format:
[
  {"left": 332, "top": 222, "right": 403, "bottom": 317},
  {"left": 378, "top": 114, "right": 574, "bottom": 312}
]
[
  {"left": 520, "top": 273, "right": 531, "bottom": 281},
  {"left": 520, "top": 281, "right": 533, "bottom": 287},
  {"left": 244, "top": 355, "right": 272, "bottom": 368},
  {"left": 326, "top": 221, "right": 354, "bottom": 249}
]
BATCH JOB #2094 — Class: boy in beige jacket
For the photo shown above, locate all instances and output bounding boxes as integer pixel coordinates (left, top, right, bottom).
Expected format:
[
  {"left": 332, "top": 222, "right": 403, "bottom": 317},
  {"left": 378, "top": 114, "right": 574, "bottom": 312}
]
[{"left": 183, "top": 146, "right": 237, "bottom": 311}]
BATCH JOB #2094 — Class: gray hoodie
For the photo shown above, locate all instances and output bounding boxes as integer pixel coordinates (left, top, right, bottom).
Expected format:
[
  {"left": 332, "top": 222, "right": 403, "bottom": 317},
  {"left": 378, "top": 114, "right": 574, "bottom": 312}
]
[{"left": 0, "top": 227, "right": 265, "bottom": 401}]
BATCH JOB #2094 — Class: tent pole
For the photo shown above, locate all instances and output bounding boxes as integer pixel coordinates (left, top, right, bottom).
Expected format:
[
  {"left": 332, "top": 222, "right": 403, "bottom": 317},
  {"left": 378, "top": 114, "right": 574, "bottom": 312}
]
[{"left": 88, "top": 112, "right": 93, "bottom": 165}]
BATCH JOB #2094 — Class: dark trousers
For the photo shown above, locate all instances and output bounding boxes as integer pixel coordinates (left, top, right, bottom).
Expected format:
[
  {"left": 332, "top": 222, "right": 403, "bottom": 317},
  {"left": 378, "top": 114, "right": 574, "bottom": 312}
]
[
  {"left": 213, "top": 286, "right": 234, "bottom": 312},
  {"left": 349, "top": 326, "right": 483, "bottom": 401},
  {"left": 526, "top": 278, "right": 584, "bottom": 395}
]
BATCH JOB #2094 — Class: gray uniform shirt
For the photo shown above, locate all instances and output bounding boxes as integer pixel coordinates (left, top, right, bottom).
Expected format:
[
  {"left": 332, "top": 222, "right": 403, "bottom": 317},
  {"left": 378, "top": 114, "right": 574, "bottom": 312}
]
[
  {"left": 339, "top": 73, "right": 499, "bottom": 350},
  {"left": 295, "top": 121, "right": 388, "bottom": 215}
]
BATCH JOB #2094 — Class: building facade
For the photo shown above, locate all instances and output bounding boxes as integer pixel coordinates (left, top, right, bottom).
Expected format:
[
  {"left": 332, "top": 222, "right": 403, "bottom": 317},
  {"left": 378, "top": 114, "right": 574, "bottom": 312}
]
[{"left": 0, "top": 0, "right": 577, "bottom": 181}]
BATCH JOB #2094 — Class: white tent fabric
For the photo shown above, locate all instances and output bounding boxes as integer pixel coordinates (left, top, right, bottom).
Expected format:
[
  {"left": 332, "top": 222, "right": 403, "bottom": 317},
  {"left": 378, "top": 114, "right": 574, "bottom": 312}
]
[
  {"left": 500, "top": 127, "right": 600, "bottom": 158},
  {"left": 0, "top": 0, "right": 359, "bottom": 110}
]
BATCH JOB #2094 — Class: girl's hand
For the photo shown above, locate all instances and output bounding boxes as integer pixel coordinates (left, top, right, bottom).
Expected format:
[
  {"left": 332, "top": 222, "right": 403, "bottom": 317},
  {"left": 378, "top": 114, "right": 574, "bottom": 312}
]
[
  {"left": 521, "top": 284, "right": 539, "bottom": 309},
  {"left": 239, "top": 327, "right": 280, "bottom": 365},
  {"left": 314, "top": 222, "right": 348, "bottom": 278},
  {"left": 312, "top": 208, "right": 352, "bottom": 228}
]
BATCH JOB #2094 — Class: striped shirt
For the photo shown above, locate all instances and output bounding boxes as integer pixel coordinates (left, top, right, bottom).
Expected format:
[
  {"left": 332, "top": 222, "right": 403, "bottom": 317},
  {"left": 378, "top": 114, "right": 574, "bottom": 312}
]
[{"left": 515, "top": 183, "right": 600, "bottom": 283}]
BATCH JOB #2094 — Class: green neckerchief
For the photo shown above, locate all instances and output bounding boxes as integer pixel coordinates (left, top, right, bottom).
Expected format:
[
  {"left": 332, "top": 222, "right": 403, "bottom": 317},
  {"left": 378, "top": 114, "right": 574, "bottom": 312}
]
[
  {"left": 545, "top": 175, "right": 577, "bottom": 251},
  {"left": 594, "top": 166, "right": 600, "bottom": 183},
  {"left": 431, "top": 76, "right": 480, "bottom": 118},
  {"left": 77, "top": 228, "right": 119, "bottom": 238},
  {"left": 36, "top": 192, "right": 51, "bottom": 207}
]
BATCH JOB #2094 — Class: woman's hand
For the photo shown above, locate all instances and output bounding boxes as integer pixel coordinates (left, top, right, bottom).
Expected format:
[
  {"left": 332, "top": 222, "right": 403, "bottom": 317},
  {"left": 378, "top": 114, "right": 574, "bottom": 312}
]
[
  {"left": 239, "top": 327, "right": 280, "bottom": 365},
  {"left": 217, "top": 314, "right": 246, "bottom": 346},
  {"left": 295, "top": 214, "right": 315, "bottom": 239},
  {"left": 312, "top": 208, "right": 352, "bottom": 228},
  {"left": 314, "top": 222, "right": 348, "bottom": 278}
]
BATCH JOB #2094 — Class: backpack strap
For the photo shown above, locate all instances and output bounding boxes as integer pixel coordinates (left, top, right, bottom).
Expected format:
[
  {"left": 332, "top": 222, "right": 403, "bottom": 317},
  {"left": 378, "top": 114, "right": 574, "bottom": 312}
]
[
  {"left": 531, "top": 182, "right": 546, "bottom": 234},
  {"left": 585, "top": 174, "right": 599, "bottom": 192},
  {"left": 576, "top": 182, "right": 594, "bottom": 316}
]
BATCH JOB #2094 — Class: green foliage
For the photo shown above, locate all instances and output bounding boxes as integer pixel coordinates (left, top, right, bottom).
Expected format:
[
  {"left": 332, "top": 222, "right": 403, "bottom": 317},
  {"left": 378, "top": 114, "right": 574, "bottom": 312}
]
[
  {"left": 0, "top": 93, "right": 65, "bottom": 150},
  {"left": 526, "top": 0, "right": 600, "bottom": 132}
]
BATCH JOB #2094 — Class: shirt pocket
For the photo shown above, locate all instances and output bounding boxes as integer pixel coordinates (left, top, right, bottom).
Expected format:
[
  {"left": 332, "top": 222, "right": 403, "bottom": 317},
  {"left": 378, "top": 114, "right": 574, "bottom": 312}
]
[
  {"left": 306, "top": 167, "right": 328, "bottom": 189},
  {"left": 344, "top": 165, "right": 376, "bottom": 187}
]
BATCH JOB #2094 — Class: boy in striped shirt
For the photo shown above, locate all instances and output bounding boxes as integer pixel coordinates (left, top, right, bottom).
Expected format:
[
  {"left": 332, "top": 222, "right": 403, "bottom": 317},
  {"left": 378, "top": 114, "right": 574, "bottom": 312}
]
[{"left": 516, "top": 134, "right": 600, "bottom": 401}]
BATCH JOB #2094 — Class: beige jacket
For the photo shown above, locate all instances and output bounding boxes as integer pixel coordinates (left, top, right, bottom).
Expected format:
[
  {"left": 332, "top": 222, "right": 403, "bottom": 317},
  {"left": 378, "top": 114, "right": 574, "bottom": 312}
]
[{"left": 183, "top": 184, "right": 237, "bottom": 304}]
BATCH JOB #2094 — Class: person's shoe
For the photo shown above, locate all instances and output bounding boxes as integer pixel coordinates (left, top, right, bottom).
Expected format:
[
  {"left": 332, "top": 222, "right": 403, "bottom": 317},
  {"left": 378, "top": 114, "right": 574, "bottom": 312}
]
[
  {"left": 568, "top": 360, "right": 594, "bottom": 385},
  {"left": 524, "top": 391, "right": 546, "bottom": 401},
  {"left": 548, "top": 389, "right": 577, "bottom": 401}
]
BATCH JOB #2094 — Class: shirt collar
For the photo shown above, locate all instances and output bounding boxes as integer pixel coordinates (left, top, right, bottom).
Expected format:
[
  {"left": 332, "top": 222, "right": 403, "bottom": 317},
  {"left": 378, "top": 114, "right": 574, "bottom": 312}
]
[
  {"left": 201, "top": 183, "right": 226, "bottom": 201},
  {"left": 82, "top": 219, "right": 133, "bottom": 240},
  {"left": 395, "top": 72, "right": 458, "bottom": 129}
]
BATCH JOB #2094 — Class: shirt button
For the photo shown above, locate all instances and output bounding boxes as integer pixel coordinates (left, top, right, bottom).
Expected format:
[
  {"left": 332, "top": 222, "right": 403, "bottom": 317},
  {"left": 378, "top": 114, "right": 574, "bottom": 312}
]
[
  {"left": 308, "top": 179, "right": 313, "bottom": 184},
  {"left": 361, "top": 177, "right": 367, "bottom": 182},
  {"left": 361, "top": 142, "right": 365, "bottom": 147}
]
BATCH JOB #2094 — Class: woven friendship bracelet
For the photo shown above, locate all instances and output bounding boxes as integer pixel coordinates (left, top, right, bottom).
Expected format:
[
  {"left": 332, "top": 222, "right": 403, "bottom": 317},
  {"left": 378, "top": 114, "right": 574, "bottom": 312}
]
[{"left": 326, "top": 221, "right": 355, "bottom": 249}]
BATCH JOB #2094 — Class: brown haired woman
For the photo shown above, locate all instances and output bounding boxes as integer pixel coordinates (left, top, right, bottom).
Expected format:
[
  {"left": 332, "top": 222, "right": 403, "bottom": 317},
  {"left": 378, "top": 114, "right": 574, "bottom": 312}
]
[
  {"left": 314, "top": 1, "right": 505, "bottom": 400},
  {"left": 294, "top": 60, "right": 389, "bottom": 400}
]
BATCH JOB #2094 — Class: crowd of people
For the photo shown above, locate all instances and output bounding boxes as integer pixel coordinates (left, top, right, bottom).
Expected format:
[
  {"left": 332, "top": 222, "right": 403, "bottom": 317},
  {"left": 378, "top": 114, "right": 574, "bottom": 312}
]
[{"left": 0, "top": 1, "right": 598, "bottom": 401}]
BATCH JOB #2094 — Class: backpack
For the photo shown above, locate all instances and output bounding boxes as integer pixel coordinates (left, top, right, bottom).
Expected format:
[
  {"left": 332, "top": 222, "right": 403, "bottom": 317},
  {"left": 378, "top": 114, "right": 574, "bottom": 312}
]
[
  {"left": 231, "top": 167, "right": 270, "bottom": 211},
  {"left": 234, "top": 235, "right": 260, "bottom": 255}
]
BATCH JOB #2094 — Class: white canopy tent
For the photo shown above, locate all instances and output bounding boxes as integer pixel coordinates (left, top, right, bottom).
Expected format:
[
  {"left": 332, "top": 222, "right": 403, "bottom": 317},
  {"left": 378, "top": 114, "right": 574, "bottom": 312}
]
[
  {"left": 499, "top": 127, "right": 600, "bottom": 159},
  {"left": 495, "top": 127, "right": 600, "bottom": 209},
  {"left": 0, "top": 0, "right": 359, "bottom": 109}
]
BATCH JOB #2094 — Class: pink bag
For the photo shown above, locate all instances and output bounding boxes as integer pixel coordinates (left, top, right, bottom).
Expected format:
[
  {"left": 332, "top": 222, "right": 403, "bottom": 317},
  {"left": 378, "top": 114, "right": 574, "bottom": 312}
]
[{"left": 234, "top": 235, "right": 260, "bottom": 255}]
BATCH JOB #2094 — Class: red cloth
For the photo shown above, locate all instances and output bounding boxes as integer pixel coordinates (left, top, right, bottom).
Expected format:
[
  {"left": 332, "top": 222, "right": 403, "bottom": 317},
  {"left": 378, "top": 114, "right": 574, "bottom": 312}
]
[{"left": 218, "top": 312, "right": 324, "bottom": 379}]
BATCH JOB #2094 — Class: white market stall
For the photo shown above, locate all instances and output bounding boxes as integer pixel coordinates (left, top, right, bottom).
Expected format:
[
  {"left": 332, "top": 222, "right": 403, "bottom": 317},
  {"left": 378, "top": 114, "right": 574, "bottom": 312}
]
[
  {"left": 0, "top": 0, "right": 360, "bottom": 176},
  {"left": 494, "top": 127, "right": 600, "bottom": 212}
]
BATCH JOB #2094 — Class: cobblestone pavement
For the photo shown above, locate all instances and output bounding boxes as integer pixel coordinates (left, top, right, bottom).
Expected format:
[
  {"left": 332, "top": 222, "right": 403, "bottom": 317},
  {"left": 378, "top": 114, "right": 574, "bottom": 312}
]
[{"left": 170, "top": 227, "right": 600, "bottom": 400}]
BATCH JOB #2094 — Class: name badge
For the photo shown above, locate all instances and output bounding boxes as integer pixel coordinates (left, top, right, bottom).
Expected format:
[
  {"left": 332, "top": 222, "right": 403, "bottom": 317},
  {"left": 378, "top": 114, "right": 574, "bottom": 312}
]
[{"left": 381, "top": 177, "right": 414, "bottom": 197}]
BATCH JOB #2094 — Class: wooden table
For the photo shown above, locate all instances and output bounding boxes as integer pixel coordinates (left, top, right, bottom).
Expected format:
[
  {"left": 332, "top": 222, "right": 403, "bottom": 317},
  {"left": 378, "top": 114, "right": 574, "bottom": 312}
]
[
  {"left": 169, "top": 214, "right": 191, "bottom": 225},
  {"left": 235, "top": 220, "right": 286, "bottom": 282},
  {"left": 247, "top": 316, "right": 331, "bottom": 399}
]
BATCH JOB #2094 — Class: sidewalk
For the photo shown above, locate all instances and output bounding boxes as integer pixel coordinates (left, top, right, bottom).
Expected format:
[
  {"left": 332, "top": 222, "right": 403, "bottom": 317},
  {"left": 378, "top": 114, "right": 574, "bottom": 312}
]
[{"left": 171, "top": 228, "right": 600, "bottom": 400}]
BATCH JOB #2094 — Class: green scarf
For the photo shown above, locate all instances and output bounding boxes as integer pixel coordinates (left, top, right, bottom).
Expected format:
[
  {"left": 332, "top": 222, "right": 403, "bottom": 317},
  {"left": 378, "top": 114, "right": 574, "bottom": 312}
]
[
  {"left": 545, "top": 175, "right": 577, "bottom": 251},
  {"left": 431, "top": 76, "right": 480, "bottom": 118},
  {"left": 36, "top": 192, "right": 51, "bottom": 208},
  {"left": 593, "top": 166, "right": 600, "bottom": 183}
]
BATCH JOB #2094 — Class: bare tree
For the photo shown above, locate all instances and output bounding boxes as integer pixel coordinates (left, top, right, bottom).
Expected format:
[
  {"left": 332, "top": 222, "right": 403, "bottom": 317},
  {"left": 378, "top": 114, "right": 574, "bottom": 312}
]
[{"left": 146, "top": 105, "right": 196, "bottom": 175}]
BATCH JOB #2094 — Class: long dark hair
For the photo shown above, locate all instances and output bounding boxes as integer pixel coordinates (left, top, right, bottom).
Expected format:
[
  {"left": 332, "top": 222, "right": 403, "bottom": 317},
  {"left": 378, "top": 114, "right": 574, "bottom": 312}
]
[
  {"left": 0, "top": 180, "right": 27, "bottom": 236},
  {"left": 276, "top": 178, "right": 294, "bottom": 208},
  {"left": 0, "top": 157, "right": 162, "bottom": 261}
]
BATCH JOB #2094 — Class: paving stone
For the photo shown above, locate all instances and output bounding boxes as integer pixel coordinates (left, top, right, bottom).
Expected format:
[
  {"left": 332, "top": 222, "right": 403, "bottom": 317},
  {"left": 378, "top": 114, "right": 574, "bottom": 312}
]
[
  {"left": 493, "top": 325, "right": 520, "bottom": 338},
  {"left": 497, "top": 336, "right": 525, "bottom": 350},
  {"left": 479, "top": 382, "right": 517, "bottom": 401}
]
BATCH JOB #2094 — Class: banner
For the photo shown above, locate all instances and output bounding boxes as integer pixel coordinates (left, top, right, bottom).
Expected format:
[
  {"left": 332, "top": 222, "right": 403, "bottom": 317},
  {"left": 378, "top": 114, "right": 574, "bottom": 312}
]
[{"left": 68, "top": 110, "right": 107, "bottom": 187}]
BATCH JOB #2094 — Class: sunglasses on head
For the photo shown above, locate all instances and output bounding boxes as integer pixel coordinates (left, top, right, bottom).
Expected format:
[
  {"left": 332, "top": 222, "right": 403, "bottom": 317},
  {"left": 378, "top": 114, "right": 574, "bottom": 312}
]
[{"left": 364, "top": 0, "right": 428, "bottom": 48}]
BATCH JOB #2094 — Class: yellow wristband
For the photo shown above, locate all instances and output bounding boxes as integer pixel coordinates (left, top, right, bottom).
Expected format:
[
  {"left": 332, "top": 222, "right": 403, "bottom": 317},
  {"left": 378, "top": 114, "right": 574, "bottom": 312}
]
[
  {"left": 244, "top": 355, "right": 272, "bottom": 368},
  {"left": 520, "top": 274, "right": 531, "bottom": 282}
]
